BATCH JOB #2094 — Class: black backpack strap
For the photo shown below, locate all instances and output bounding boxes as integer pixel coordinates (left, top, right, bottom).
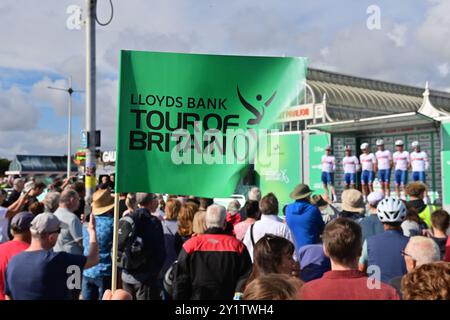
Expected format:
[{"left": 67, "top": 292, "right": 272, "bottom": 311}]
[{"left": 250, "top": 223, "right": 256, "bottom": 247}]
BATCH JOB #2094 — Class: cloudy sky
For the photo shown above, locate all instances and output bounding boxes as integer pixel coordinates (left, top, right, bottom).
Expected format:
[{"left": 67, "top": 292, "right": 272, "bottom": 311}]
[{"left": 0, "top": 0, "right": 449, "bottom": 159}]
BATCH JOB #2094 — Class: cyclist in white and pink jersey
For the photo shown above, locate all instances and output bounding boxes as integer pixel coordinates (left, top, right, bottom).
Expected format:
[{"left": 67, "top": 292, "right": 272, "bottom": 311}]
[
  {"left": 321, "top": 145, "right": 337, "bottom": 202},
  {"left": 342, "top": 145, "right": 360, "bottom": 189},
  {"left": 393, "top": 140, "right": 410, "bottom": 199},
  {"left": 359, "top": 143, "right": 376, "bottom": 202},
  {"left": 375, "top": 139, "right": 393, "bottom": 197},
  {"left": 410, "top": 141, "right": 429, "bottom": 183}
]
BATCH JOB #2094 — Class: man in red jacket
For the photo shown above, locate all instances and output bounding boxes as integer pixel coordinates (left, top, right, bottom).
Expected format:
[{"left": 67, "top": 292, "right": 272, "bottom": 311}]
[
  {"left": 173, "top": 204, "right": 252, "bottom": 300},
  {"left": 299, "top": 218, "right": 399, "bottom": 300}
]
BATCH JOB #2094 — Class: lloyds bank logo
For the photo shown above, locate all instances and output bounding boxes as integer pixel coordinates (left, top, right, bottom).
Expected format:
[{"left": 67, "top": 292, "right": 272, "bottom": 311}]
[{"left": 237, "top": 85, "right": 277, "bottom": 126}]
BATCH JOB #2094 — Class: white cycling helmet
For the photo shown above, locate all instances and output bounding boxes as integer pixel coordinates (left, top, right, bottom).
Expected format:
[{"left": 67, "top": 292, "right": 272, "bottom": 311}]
[
  {"left": 395, "top": 140, "right": 404, "bottom": 146},
  {"left": 412, "top": 141, "right": 420, "bottom": 148},
  {"left": 360, "top": 143, "right": 369, "bottom": 150},
  {"left": 376, "top": 139, "right": 384, "bottom": 146},
  {"left": 377, "top": 197, "right": 406, "bottom": 223}
]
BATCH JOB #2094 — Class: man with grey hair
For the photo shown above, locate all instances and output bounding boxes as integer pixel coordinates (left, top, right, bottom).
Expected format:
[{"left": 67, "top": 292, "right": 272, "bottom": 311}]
[
  {"left": 173, "top": 204, "right": 252, "bottom": 300},
  {"left": 248, "top": 187, "right": 261, "bottom": 201},
  {"left": 53, "top": 189, "right": 83, "bottom": 255},
  {"left": 389, "top": 236, "right": 441, "bottom": 297},
  {"left": 207, "top": 204, "right": 227, "bottom": 228},
  {"left": 226, "top": 200, "right": 241, "bottom": 230},
  {"left": 3, "top": 178, "right": 24, "bottom": 207},
  {"left": 240, "top": 187, "right": 261, "bottom": 220},
  {"left": 43, "top": 192, "right": 61, "bottom": 213},
  {"left": 121, "top": 193, "right": 166, "bottom": 300}
]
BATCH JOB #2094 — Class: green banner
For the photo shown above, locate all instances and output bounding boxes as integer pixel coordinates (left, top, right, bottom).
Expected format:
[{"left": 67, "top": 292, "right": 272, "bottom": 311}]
[
  {"left": 116, "top": 51, "right": 308, "bottom": 197},
  {"left": 256, "top": 133, "right": 302, "bottom": 213},
  {"left": 308, "top": 133, "right": 330, "bottom": 195},
  {"left": 441, "top": 122, "right": 450, "bottom": 205}
]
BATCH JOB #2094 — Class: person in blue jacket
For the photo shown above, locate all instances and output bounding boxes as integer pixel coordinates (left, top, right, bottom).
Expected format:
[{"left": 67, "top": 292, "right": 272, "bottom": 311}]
[{"left": 285, "top": 184, "right": 325, "bottom": 250}]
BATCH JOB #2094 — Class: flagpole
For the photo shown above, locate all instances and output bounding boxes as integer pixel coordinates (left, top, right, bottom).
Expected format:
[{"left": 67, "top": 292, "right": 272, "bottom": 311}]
[{"left": 111, "top": 192, "right": 120, "bottom": 292}]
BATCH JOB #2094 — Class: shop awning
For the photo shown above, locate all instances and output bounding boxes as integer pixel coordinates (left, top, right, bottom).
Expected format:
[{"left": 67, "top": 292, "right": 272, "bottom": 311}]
[{"left": 307, "top": 112, "right": 439, "bottom": 134}]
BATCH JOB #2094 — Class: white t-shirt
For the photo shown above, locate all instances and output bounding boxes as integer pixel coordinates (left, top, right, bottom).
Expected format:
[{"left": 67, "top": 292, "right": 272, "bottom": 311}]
[
  {"left": 393, "top": 151, "right": 410, "bottom": 171},
  {"left": 243, "top": 214, "right": 295, "bottom": 261},
  {"left": 342, "top": 156, "right": 360, "bottom": 174},
  {"left": 410, "top": 151, "right": 429, "bottom": 172},
  {"left": 360, "top": 153, "right": 376, "bottom": 171},
  {"left": 376, "top": 149, "right": 392, "bottom": 170},
  {"left": 0, "top": 206, "right": 9, "bottom": 243},
  {"left": 321, "top": 155, "right": 336, "bottom": 173}
]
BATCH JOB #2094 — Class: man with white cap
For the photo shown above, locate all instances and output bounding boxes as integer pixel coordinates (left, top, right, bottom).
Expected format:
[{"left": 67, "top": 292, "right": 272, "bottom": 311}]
[
  {"left": 410, "top": 141, "right": 429, "bottom": 183},
  {"left": 393, "top": 140, "right": 410, "bottom": 199},
  {"left": 359, "top": 143, "right": 376, "bottom": 202},
  {"left": 410, "top": 141, "right": 430, "bottom": 203},
  {"left": 321, "top": 145, "right": 337, "bottom": 203},
  {"left": 342, "top": 145, "right": 360, "bottom": 190},
  {"left": 358, "top": 191, "right": 385, "bottom": 242},
  {"left": 4, "top": 213, "right": 99, "bottom": 300},
  {"left": 375, "top": 139, "right": 393, "bottom": 197}
]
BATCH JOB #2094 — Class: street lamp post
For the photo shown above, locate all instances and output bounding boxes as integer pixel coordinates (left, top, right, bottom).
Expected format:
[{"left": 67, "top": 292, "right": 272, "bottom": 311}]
[
  {"left": 85, "top": 0, "right": 97, "bottom": 207},
  {"left": 48, "top": 76, "right": 84, "bottom": 178}
]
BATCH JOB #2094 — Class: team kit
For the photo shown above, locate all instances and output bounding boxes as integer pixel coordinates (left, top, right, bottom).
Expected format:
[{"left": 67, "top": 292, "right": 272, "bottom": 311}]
[{"left": 321, "top": 139, "right": 429, "bottom": 203}]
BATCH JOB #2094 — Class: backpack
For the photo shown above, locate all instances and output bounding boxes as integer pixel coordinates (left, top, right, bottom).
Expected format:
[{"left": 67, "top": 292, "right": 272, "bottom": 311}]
[
  {"left": 116, "top": 210, "right": 147, "bottom": 271},
  {"left": 163, "top": 260, "right": 178, "bottom": 297}
]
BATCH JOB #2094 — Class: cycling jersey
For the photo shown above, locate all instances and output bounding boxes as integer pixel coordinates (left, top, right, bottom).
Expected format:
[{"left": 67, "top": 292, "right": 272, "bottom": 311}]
[
  {"left": 376, "top": 150, "right": 392, "bottom": 170},
  {"left": 410, "top": 151, "right": 429, "bottom": 172},
  {"left": 321, "top": 155, "right": 336, "bottom": 173},
  {"left": 393, "top": 151, "right": 410, "bottom": 171},
  {"left": 342, "top": 156, "right": 359, "bottom": 174},
  {"left": 360, "top": 153, "right": 376, "bottom": 171}
]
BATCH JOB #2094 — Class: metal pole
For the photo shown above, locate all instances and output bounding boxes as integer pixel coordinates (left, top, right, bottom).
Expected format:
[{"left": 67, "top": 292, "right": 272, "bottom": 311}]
[
  {"left": 48, "top": 77, "right": 82, "bottom": 178},
  {"left": 111, "top": 193, "right": 120, "bottom": 292},
  {"left": 67, "top": 76, "right": 73, "bottom": 179},
  {"left": 85, "top": 0, "right": 97, "bottom": 212}
]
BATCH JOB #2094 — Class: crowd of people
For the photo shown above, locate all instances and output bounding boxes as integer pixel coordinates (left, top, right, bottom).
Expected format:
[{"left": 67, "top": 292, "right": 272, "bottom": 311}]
[{"left": 0, "top": 175, "right": 449, "bottom": 301}]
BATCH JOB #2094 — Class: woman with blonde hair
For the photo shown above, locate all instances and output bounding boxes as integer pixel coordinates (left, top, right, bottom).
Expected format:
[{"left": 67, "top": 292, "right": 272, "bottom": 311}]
[
  {"left": 192, "top": 210, "right": 207, "bottom": 236},
  {"left": 122, "top": 193, "right": 137, "bottom": 216}
]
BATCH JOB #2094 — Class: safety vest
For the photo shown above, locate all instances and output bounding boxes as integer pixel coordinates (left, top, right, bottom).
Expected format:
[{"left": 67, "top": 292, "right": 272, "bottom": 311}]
[{"left": 418, "top": 205, "right": 437, "bottom": 229}]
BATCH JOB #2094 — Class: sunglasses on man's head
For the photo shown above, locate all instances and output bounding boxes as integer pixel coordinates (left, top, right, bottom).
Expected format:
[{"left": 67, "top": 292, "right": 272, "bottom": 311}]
[{"left": 401, "top": 250, "right": 415, "bottom": 260}]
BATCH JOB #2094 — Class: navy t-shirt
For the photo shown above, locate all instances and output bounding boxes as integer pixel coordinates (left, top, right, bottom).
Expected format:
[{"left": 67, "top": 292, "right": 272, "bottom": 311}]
[
  {"left": 367, "top": 230, "right": 409, "bottom": 283},
  {"left": 4, "top": 250, "right": 86, "bottom": 300}
]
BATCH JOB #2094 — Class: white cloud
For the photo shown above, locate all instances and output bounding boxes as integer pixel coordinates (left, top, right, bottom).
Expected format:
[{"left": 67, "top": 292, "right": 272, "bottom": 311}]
[
  {"left": 387, "top": 24, "right": 408, "bottom": 47},
  {"left": 438, "top": 63, "right": 450, "bottom": 78},
  {"left": 31, "top": 77, "right": 84, "bottom": 118},
  {"left": 0, "top": 129, "right": 68, "bottom": 159},
  {"left": 95, "top": 78, "right": 119, "bottom": 151},
  {"left": 0, "top": 86, "right": 39, "bottom": 131},
  {"left": 320, "top": 47, "right": 330, "bottom": 58},
  {"left": 416, "top": 0, "right": 450, "bottom": 58}
]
